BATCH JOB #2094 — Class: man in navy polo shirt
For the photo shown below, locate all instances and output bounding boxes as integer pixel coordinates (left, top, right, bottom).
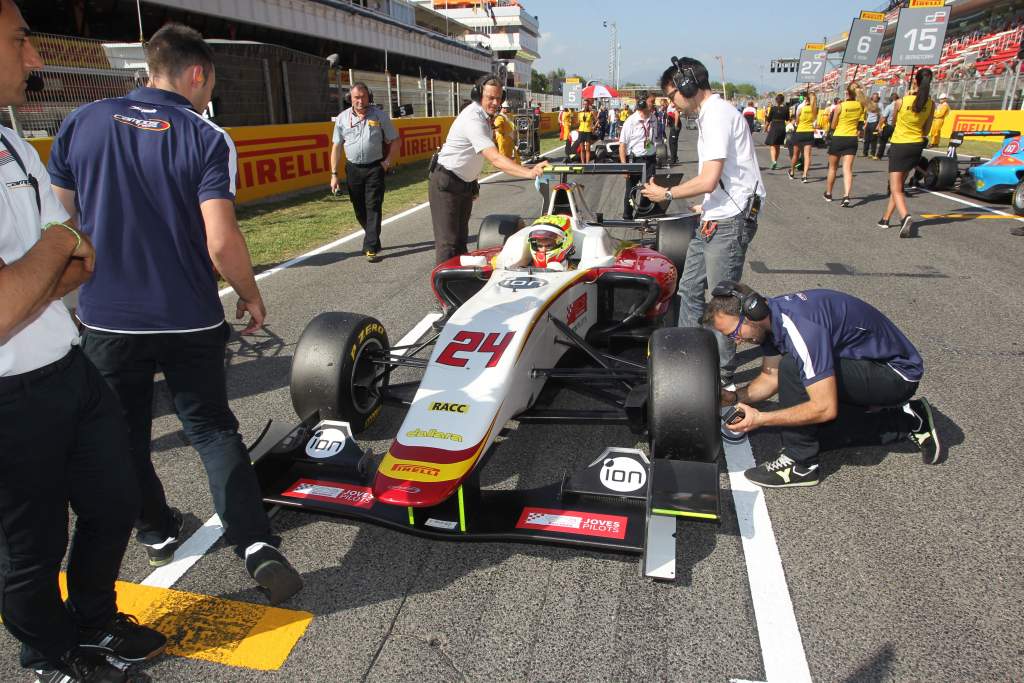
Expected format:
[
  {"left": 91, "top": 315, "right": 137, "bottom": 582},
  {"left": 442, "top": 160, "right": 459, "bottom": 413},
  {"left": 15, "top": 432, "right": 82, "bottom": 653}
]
[
  {"left": 48, "top": 24, "right": 302, "bottom": 604},
  {"left": 705, "top": 282, "right": 941, "bottom": 488}
]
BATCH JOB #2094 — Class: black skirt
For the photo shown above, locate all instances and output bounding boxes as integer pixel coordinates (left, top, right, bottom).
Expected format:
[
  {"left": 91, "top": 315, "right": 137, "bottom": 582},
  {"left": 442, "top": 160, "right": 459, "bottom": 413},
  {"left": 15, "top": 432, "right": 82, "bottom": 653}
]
[
  {"left": 828, "top": 135, "right": 858, "bottom": 156},
  {"left": 792, "top": 131, "right": 815, "bottom": 145},
  {"left": 888, "top": 142, "right": 926, "bottom": 173},
  {"left": 765, "top": 122, "right": 786, "bottom": 146}
]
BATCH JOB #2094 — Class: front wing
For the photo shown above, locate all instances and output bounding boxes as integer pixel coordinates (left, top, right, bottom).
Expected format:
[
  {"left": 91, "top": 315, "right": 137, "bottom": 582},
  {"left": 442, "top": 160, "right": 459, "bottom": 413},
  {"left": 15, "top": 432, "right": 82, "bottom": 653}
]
[{"left": 251, "top": 419, "right": 721, "bottom": 581}]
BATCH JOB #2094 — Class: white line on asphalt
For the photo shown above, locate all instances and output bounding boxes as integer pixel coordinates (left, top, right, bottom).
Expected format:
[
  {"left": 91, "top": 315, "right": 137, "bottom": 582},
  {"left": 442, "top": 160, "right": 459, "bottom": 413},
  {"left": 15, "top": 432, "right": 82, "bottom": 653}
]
[
  {"left": 723, "top": 437, "right": 813, "bottom": 683},
  {"left": 139, "top": 313, "right": 439, "bottom": 589},
  {"left": 217, "top": 144, "right": 564, "bottom": 300},
  {"left": 917, "top": 188, "right": 1024, "bottom": 223}
]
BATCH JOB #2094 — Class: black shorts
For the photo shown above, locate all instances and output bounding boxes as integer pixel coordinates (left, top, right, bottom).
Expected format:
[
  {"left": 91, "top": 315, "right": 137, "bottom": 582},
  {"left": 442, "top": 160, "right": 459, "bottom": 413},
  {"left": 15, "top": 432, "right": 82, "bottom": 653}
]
[
  {"left": 888, "top": 142, "right": 926, "bottom": 173},
  {"left": 828, "top": 135, "right": 858, "bottom": 156},
  {"left": 577, "top": 131, "right": 592, "bottom": 143},
  {"left": 792, "top": 131, "right": 814, "bottom": 145}
]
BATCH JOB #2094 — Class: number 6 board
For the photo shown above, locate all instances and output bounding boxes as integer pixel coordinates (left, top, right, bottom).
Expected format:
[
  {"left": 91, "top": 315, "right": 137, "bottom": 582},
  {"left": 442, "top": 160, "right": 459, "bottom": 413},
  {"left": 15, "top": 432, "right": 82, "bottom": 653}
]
[{"left": 843, "top": 12, "right": 887, "bottom": 66}]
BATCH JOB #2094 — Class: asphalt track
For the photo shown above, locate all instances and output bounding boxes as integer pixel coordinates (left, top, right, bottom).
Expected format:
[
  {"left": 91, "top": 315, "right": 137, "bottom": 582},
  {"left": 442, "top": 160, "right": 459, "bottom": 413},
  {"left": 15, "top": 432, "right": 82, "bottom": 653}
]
[{"left": 4, "top": 135, "right": 1023, "bottom": 681}]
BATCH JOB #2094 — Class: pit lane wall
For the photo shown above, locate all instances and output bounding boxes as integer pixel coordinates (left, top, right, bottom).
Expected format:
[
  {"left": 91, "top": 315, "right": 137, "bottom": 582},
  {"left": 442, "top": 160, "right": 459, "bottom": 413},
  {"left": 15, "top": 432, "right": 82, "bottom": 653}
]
[{"left": 25, "top": 113, "right": 559, "bottom": 205}]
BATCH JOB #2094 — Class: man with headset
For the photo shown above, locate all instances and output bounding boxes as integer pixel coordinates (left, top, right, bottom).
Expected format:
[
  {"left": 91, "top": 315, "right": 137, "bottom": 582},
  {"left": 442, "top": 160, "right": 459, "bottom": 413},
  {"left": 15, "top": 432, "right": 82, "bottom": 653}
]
[
  {"left": 330, "top": 82, "right": 399, "bottom": 262},
  {"left": 618, "top": 91, "right": 658, "bottom": 219},
  {"left": 428, "top": 74, "right": 547, "bottom": 264},
  {"left": 641, "top": 57, "right": 765, "bottom": 385},
  {"left": 705, "top": 281, "right": 941, "bottom": 488}
]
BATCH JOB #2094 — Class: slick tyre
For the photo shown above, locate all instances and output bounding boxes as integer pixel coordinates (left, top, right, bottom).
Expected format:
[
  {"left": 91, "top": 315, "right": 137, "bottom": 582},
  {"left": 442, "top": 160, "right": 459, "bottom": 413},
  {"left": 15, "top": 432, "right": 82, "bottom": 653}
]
[
  {"left": 924, "top": 157, "right": 957, "bottom": 189},
  {"left": 478, "top": 214, "right": 524, "bottom": 250},
  {"left": 290, "top": 312, "right": 389, "bottom": 433},
  {"left": 1012, "top": 179, "right": 1024, "bottom": 215},
  {"left": 648, "top": 327, "right": 720, "bottom": 461},
  {"left": 654, "top": 213, "right": 697, "bottom": 292}
]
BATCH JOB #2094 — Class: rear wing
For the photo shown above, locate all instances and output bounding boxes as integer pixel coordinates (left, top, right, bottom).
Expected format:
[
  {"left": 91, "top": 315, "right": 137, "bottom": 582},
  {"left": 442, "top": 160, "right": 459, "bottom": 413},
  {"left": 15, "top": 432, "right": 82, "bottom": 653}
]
[
  {"left": 947, "top": 129, "right": 1021, "bottom": 158},
  {"left": 543, "top": 162, "right": 649, "bottom": 185}
]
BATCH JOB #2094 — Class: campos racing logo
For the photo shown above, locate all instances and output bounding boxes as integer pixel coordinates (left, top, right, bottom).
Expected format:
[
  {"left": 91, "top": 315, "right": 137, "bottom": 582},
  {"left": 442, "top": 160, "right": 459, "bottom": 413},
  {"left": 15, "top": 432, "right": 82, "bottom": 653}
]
[
  {"left": 600, "top": 456, "right": 647, "bottom": 493},
  {"left": 406, "top": 428, "right": 463, "bottom": 443},
  {"left": 429, "top": 401, "right": 469, "bottom": 413},
  {"left": 499, "top": 276, "right": 546, "bottom": 290},
  {"left": 952, "top": 114, "right": 994, "bottom": 133},
  {"left": 391, "top": 463, "right": 442, "bottom": 477},
  {"left": 113, "top": 114, "right": 171, "bottom": 131},
  {"left": 925, "top": 10, "right": 948, "bottom": 24},
  {"left": 305, "top": 427, "right": 347, "bottom": 459}
]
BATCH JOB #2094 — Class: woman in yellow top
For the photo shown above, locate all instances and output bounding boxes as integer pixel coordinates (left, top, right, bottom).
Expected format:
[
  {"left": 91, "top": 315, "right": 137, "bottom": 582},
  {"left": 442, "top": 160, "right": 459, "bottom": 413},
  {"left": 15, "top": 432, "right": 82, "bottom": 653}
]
[
  {"left": 880, "top": 68, "right": 934, "bottom": 238},
  {"left": 493, "top": 102, "right": 518, "bottom": 162},
  {"left": 576, "top": 101, "right": 595, "bottom": 163},
  {"left": 928, "top": 93, "right": 950, "bottom": 146},
  {"left": 824, "top": 81, "right": 869, "bottom": 207},
  {"left": 788, "top": 90, "right": 818, "bottom": 183}
]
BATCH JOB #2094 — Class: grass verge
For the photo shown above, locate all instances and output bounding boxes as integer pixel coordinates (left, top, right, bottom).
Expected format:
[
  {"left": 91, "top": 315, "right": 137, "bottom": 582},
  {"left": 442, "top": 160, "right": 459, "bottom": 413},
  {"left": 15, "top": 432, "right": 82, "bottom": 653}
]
[{"left": 237, "top": 131, "right": 561, "bottom": 274}]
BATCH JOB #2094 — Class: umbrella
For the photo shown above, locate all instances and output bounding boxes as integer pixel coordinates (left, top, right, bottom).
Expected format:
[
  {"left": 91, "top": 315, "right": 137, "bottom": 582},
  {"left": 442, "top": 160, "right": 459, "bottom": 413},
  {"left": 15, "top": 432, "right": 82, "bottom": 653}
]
[{"left": 582, "top": 84, "right": 619, "bottom": 99}]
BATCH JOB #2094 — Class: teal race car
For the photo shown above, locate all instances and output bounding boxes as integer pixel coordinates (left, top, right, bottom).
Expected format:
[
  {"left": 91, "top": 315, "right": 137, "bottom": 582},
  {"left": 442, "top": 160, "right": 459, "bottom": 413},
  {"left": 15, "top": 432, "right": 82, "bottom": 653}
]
[{"left": 924, "top": 129, "right": 1024, "bottom": 213}]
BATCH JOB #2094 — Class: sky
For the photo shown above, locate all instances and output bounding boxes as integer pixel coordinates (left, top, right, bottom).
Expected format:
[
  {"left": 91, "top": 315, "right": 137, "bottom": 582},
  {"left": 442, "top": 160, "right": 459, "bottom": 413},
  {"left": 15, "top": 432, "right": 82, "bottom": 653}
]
[{"left": 529, "top": 0, "right": 881, "bottom": 93}]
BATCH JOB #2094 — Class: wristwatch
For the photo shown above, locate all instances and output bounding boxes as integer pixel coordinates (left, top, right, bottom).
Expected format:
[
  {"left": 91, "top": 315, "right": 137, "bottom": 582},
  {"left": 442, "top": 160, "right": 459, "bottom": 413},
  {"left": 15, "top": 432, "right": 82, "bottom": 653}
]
[
  {"left": 331, "top": 171, "right": 338, "bottom": 176},
  {"left": 664, "top": 188, "right": 674, "bottom": 202}
]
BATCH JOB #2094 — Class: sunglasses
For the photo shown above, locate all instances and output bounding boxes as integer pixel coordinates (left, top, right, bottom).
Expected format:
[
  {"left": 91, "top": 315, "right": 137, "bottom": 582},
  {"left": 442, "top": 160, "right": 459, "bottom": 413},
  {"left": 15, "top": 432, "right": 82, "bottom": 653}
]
[{"left": 726, "top": 313, "right": 746, "bottom": 341}]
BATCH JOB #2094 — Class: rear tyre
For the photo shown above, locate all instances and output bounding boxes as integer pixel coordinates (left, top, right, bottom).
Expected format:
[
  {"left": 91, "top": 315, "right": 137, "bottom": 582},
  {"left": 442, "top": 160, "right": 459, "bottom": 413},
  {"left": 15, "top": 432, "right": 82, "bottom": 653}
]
[
  {"left": 924, "top": 157, "right": 957, "bottom": 189},
  {"left": 1012, "top": 179, "right": 1024, "bottom": 215},
  {"left": 290, "top": 312, "right": 389, "bottom": 433},
  {"left": 477, "top": 214, "right": 524, "bottom": 250},
  {"left": 648, "top": 327, "right": 720, "bottom": 461}
]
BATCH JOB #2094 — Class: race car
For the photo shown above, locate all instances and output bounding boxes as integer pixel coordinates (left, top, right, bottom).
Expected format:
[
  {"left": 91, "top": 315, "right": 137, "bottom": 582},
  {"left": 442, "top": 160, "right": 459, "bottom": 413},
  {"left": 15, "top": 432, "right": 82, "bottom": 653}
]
[
  {"left": 592, "top": 138, "right": 670, "bottom": 168},
  {"left": 251, "top": 164, "right": 721, "bottom": 581},
  {"left": 923, "top": 129, "right": 1024, "bottom": 213}
]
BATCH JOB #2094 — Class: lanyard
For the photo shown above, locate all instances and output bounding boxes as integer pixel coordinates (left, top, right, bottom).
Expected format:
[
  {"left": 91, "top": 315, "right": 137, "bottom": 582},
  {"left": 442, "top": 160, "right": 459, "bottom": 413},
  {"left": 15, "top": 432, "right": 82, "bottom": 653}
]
[{"left": 0, "top": 133, "right": 40, "bottom": 213}]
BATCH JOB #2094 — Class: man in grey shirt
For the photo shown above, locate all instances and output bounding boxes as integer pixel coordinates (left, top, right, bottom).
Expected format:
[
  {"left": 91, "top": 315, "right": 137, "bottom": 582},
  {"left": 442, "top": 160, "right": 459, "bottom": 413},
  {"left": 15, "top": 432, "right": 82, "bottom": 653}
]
[
  {"left": 875, "top": 94, "right": 898, "bottom": 160},
  {"left": 330, "top": 82, "right": 399, "bottom": 262},
  {"left": 428, "top": 74, "right": 547, "bottom": 264}
]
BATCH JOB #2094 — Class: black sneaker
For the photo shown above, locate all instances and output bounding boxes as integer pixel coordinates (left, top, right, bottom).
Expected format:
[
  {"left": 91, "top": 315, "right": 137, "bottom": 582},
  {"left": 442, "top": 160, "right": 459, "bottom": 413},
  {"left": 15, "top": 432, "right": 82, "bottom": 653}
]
[
  {"left": 744, "top": 453, "right": 820, "bottom": 488},
  {"left": 823, "top": 192, "right": 833, "bottom": 202},
  {"left": 78, "top": 613, "right": 166, "bottom": 663},
  {"left": 142, "top": 508, "right": 183, "bottom": 567},
  {"left": 802, "top": 176, "right": 809, "bottom": 184},
  {"left": 841, "top": 196, "right": 851, "bottom": 208},
  {"left": 898, "top": 214, "right": 915, "bottom": 238},
  {"left": 244, "top": 543, "right": 303, "bottom": 606},
  {"left": 877, "top": 217, "right": 891, "bottom": 229},
  {"left": 905, "top": 398, "right": 942, "bottom": 464},
  {"left": 35, "top": 650, "right": 150, "bottom": 683}
]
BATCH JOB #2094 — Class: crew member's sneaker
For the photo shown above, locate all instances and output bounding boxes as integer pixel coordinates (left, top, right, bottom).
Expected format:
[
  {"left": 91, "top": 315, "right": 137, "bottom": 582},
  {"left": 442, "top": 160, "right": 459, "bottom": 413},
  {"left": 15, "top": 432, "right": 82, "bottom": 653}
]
[
  {"left": 35, "top": 650, "right": 150, "bottom": 683},
  {"left": 245, "top": 543, "right": 304, "bottom": 605},
  {"left": 802, "top": 176, "right": 809, "bottom": 183},
  {"left": 770, "top": 162, "right": 778, "bottom": 170},
  {"left": 841, "top": 196, "right": 851, "bottom": 208},
  {"left": 898, "top": 214, "right": 916, "bottom": 238},
  {"left": 78, "top": 613, "right": 166, "bottom": 663},
  {"left": 744, "top": 453, "right": 820, "bottom": 488},
  {"left": 905, "top": 398, "right": 942, "bottom": 464},
  {"left": 365, "top": 250, "right": 380, "bottom": 263},
  {"left": 142, "top": 508, "right": 183, "bottom": 567}
]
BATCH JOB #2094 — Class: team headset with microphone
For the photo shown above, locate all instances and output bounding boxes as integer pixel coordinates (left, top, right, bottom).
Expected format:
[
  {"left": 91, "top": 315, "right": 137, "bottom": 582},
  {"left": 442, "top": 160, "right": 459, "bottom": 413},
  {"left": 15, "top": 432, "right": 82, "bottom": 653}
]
[
  {"left": 711, "top": 280, "right": 769, "bottom": 322},
  {"left": 470, "top": 74, "right": 500, "bottom": 103},
  {"left": 343, "top": 82, "right": 375, "bottom": 108},
  {"left": 669, "top": 56, "right": 700, "bottom": 99}
]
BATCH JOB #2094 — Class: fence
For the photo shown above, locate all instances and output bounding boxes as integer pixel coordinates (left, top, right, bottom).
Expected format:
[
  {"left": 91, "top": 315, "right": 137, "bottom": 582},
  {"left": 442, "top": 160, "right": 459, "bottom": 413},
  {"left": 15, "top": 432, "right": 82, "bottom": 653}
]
[{"left": 2, "top": 32, "right": 565, "bottom": 138}]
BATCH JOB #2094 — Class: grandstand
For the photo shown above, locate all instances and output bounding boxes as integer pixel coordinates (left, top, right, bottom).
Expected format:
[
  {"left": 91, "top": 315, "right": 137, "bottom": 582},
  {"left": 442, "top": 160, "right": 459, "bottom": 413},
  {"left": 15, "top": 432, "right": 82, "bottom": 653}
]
[{"left": 805, "top": 0, "right": 1024, "bottom": 109}]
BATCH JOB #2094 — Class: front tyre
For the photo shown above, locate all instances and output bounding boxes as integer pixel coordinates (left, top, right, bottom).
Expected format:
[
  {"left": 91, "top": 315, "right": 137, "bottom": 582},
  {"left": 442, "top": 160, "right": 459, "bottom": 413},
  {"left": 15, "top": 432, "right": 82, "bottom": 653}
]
[
  {"left": 290, "top": 312, "right": 389, "bottom": 433},
  {"left": 1012, "top": 179, "right": 1024, "bottom": 215},
  {"left": 648, "top": 327, "right": 720, "bottom": 461}
]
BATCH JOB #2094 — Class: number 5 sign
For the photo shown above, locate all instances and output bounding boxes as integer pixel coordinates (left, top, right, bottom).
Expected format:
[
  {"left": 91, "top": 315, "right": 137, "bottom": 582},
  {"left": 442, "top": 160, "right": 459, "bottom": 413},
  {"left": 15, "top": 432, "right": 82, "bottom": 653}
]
[
  {"left": 843, "top": 11, "right": 887, "bottom": 66},
  {"left": 796, "top": 43, "right": 828, "bottom": 84},
  {"left": 892, "top": 0, "right": 949, "bottom": 66}
]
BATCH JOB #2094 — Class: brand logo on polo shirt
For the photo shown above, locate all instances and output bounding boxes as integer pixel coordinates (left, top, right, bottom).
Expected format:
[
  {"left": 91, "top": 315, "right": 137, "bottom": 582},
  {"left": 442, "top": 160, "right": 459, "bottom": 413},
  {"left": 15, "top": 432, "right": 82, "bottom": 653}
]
[{"left": 113, "top": 114, "right": 171, "bottom": 132}]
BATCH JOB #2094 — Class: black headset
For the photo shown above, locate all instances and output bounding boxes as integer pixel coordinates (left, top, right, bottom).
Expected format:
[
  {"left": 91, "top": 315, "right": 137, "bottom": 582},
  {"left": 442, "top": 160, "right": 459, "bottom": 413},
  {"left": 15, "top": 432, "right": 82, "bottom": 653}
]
[
  {"left": 711, "top": 280, "right": 769, "bottom": 321},
  {"left": 344, "top": 82, "right": 374, "bottom": 108},
  {"left": 471, "top": 74, "right": 501, "bottom": 103},
  {"left": 636, "top": 91, "right": 649, "bottom": 110},
  {"left": 670, "top": 56, "right": 701, "bottom": 99}
]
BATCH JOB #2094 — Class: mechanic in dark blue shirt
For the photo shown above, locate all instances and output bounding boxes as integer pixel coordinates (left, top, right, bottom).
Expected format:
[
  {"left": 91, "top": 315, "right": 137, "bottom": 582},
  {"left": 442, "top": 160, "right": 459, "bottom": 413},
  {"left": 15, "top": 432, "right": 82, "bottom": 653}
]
[
  {"left": 47, "top": 24, "right": 302, "bottom": 604},
  {"left": 706, "top": 282, "right": 941, "bottom": 488}
]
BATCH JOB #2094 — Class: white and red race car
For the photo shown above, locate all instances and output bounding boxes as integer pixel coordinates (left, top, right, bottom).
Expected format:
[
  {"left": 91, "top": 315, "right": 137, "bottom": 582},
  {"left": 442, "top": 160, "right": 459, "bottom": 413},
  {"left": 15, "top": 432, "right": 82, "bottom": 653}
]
[{"left": 253, "top": 164, "right": 723, "bottom": 580}]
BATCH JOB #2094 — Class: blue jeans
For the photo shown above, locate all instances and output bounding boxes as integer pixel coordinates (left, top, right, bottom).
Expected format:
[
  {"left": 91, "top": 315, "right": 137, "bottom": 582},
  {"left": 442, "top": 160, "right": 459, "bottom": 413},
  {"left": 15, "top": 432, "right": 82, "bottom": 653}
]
[
  {"left": 81, "top": 322, "right": 278, "bottom": 555},
  {"left": 678, "top": 213, "right": 758, "bottom": 381}
]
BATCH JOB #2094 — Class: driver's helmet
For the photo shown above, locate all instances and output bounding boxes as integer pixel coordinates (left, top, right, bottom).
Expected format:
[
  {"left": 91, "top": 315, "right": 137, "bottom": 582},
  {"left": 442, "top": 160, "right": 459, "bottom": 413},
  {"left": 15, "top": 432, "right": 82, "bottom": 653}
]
[{"left": 527, "top": 215, "right": 574, "bottom": 268}]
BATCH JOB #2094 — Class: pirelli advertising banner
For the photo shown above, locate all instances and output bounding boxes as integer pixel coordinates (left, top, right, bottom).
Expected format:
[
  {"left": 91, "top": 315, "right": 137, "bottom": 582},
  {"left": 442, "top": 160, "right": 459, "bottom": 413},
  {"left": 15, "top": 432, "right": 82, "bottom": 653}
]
[
  {"left": 891, "top": 0, "right": 950, "bottom": 66},
  {"left": 939, "top": 110, "right": 1024, "bottom": 139},
  {"left": 28, "top": 113, "right": 559, "bottom": 204}
]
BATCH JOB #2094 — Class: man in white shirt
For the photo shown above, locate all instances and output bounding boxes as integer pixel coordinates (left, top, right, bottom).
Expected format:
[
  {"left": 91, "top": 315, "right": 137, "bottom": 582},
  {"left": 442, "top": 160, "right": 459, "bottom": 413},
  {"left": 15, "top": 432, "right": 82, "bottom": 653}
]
[
  {"left": 0, "top": 1, "right": 165, "bottom": 678},
  {"left": 641, "top": 56, "right": 766, "bottom": 384},
  {"left": 618, "top": 91, "right": 658, "bottom": 219},
  {"left": 428, "top": 74, "right": 547, "bottom": 264}
]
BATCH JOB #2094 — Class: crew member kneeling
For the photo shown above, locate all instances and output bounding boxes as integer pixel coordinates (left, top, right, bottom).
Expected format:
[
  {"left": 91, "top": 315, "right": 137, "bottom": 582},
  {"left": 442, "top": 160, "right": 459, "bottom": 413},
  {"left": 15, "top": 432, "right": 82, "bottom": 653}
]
[{"left": 708, "top": 282, "right": 941, "bottom": 488}]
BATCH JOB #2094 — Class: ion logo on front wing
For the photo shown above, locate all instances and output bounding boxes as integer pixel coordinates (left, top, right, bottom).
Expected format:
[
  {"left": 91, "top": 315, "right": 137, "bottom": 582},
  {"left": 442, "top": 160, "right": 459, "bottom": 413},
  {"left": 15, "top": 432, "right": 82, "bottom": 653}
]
[{"left": 515, "top": 507, "right": 628, "bottom": 539}]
